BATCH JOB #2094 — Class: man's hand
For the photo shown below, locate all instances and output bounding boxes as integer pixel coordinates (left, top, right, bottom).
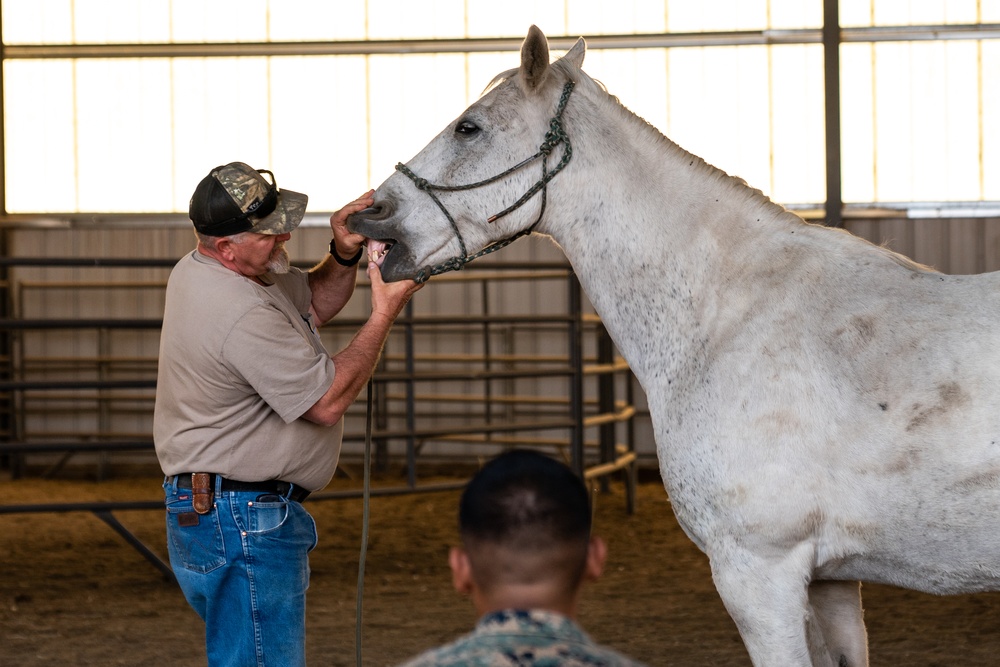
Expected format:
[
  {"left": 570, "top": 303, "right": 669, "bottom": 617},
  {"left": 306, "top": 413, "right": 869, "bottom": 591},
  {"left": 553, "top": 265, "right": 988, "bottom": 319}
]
[
  {"left": 367, "top": 260, "right": 423, "bottom": 321},
  {"left": 330, "top": 190, "right": 374, "bottom": 259}
]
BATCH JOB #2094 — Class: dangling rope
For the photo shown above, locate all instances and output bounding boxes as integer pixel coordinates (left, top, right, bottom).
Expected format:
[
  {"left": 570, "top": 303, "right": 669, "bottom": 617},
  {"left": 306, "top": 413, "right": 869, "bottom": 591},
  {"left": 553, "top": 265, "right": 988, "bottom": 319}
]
[
  {"left": 355, "top": 376, "right": 374, "bottom": 667},
  {"left": 395, "top": 80, "right": 576, "bottom": 284}
]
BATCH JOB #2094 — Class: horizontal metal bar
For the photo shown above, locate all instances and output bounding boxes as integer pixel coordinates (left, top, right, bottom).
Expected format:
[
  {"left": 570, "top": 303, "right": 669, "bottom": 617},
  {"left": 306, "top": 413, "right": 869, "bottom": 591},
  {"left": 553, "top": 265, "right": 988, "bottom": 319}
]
[
  {"left": 841, "top": 24, "right": 1000, "bottom": 43},
  {"left": 0, "top": 440, "right": 154, "bottom": 453},
  {"left": 0, "top": 500, "right": 164, "bottom": 514},
  {"left": 0, "top": 379, "right": 157, "bottom": 391},
  {"left": 0, "top": 318, "right": 163, "bottom": 329},
  {"left": 2, "top": 24, "right": 998, "bottom": 61},
  {"left": 0, "top": 312, "right": 589, "bottom": 331},
  {"left": 0, "top": 417, "right": 580, "bottom": 454},
  {"left": 0, "top": 481, "right": 468, "bottom": 515},
  {"left": 0, "top": 257, "right": 176, "bottom": 267}
]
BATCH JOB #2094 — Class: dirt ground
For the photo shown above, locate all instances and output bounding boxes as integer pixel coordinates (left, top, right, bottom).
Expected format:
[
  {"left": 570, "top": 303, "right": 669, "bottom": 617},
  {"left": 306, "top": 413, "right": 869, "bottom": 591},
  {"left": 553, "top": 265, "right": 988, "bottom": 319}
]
[{"left": 2, "top": 463, "right": 1000, "bottom": 667}]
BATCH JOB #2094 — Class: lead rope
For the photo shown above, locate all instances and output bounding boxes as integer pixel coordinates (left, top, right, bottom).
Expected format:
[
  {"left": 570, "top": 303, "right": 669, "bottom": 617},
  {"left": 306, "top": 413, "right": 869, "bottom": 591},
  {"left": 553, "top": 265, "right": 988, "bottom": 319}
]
[
  {"left": 355, "top": 376, "right": 374, "bottom": 667},
  {"left": 395, "top": 80, "right": 575, "bottom": 284}
]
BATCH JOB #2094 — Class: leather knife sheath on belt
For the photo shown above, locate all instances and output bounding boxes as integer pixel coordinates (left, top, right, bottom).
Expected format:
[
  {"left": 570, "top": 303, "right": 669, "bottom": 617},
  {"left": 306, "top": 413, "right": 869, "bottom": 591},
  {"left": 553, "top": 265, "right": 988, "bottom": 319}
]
[{"left": 192, "top": 472, "right": 214, "bottom": 514}]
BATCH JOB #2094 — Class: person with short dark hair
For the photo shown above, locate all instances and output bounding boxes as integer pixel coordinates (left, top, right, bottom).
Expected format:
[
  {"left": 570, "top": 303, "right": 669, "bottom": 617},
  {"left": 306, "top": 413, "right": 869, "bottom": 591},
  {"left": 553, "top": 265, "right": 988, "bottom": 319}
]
[
  {"left": 397, "top": 449, "right": 648, "bottom": 667},
  {"left": 154, "top": 162, "right": 422, "bottom": 667}
]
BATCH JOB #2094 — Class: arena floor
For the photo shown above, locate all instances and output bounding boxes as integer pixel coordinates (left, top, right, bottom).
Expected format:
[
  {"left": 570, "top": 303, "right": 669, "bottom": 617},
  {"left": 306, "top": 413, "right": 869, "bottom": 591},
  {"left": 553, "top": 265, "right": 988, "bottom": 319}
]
[{"left": 1, "top": 464, "right": 999, "bottom": 666}]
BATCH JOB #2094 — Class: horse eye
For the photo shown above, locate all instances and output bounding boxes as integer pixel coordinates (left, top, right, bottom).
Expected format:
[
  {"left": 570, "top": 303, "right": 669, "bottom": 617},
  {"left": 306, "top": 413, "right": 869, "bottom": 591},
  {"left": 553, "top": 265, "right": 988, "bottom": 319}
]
[{"left": 455, "top": 120, "right": 480, "bottom": 136}]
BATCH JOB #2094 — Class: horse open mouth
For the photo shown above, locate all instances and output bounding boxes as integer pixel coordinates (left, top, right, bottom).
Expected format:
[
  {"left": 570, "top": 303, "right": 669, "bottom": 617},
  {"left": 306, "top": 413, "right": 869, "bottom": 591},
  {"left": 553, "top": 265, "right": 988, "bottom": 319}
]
[{"left": 364, "top": 238, "right": 395, "bottom": 268}]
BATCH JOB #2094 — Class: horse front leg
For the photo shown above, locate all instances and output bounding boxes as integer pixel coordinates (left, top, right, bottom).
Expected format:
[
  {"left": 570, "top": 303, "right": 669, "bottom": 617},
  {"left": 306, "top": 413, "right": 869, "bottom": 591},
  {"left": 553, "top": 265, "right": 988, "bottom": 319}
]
[
  {"left": 806, "top": 580, "right": 869, "bottom": 667},
  {"left": 710, "top": 541, "right": 823, "bottom": 666}
]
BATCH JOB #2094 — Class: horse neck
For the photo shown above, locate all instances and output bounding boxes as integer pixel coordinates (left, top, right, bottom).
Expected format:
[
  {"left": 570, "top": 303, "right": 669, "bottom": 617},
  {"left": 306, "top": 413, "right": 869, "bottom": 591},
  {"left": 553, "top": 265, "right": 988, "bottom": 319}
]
[{"left": 543, "top": 103, "right": 788, "bottom": 393}]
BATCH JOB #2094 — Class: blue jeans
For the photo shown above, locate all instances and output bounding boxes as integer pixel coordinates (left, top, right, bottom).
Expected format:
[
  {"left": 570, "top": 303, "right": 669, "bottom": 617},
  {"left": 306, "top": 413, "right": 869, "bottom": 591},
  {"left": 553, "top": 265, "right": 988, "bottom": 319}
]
[{"left": 163, "top": 476, "right": 318, "bottom": 667}]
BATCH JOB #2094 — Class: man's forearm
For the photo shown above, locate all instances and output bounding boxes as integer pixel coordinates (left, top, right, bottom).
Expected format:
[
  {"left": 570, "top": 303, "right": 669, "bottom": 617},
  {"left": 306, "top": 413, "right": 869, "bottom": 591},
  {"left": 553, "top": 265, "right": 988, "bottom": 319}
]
[
  {"left": 309, "top": 253, "right": 359, "bottom": 324},
  {"left": 302, "top": 311, "right": 395, "bottom": 426}
]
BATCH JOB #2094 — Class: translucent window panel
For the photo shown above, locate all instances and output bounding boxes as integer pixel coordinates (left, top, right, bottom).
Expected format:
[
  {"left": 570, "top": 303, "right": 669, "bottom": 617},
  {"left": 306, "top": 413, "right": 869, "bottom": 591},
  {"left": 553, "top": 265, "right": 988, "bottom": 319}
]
[
  {"left": 840, "top": 45, "right": 876, "bottom": 203},
  {"left": 168, "top": 0, "right": 275, "bottom": 43},
  {"left": 466, "top": 1, "right": 567, "bottom": 38},
  {"left": 662, "top": 45, "right": 825, "bottom": 204},
  {"left": 2, "top": 0, "right": 73, "bottom": 44},
  {"left": 6, "top": 58, "right": 176, "bottom": 214},
  {"left": 266, "top": 1, "right": 368, "bottom": 42},
  {"left": 74, "top": 59, "right": 175, "bottom": 212},
  {"left": 4, "top": 60, "right": 77, "bottom": 212},
  {"left": 173, "top": 0, "right": 368, "bottom": 43},
  {"left": 1, "top": 0, "right": 366, "bottom": 45},
  {"left": 768, "top": 45, "right": 826, "bottom": 204},
  {"left": 565, "top": 0, "right": 667, "bottom": 35},
  {"left": 666, "top": 0, "right": 821, "bottom": 32},
  {"left": 841, "top": 0, "right": 988, "bottom": 27},
  {"left": 364, "top": 0, "right": 467, "bottom": 40},
  {"left": 985, "top": 41, "right": 1000, "bottom": 199},
  {"left": 69, "top": 0, "right": 172, "bottom": 44},
  {"left": 765, "top": 0, "right": 823, "bottom": 30},
  {"left": 841, "top": 41, "right": 985, "bottom": 203}
]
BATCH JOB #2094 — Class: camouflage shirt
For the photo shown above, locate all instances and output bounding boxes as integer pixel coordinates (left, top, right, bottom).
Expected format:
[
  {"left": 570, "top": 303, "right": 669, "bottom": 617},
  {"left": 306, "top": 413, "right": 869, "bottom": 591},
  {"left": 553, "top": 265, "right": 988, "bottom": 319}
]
[{"left": 396, "top": 609, "right": 648, "bottom": 667}]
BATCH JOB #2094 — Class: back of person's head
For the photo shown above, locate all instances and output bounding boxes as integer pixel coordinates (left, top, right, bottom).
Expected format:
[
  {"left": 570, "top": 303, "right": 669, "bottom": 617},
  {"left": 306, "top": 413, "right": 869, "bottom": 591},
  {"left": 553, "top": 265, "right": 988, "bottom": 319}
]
[{"left": 457, "top": 449, "right": 593, "bottom": 600}]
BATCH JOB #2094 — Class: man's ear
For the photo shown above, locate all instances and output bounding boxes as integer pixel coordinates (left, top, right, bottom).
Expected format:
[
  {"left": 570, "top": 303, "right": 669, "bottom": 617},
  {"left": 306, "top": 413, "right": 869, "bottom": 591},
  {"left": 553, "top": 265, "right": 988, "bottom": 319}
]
[
  {"left": 584, "top": 536, "right": 607, "bottom": 582},
  {"left": 214, "top": 237, "right": 236, "bottom": 261},
  {"left": 449, "top": 546, "right": 474, "bottom": 595}
]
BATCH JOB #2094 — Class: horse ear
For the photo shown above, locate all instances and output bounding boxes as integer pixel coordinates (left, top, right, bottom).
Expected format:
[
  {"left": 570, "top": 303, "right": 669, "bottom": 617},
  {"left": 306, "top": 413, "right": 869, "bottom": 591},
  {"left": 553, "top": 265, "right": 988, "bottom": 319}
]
[
  {"left": 519, "top": 24, "right": 550, "bottom": 92},
  {"left": 560, "top": 37, "right": 586, "bottom": 69}
]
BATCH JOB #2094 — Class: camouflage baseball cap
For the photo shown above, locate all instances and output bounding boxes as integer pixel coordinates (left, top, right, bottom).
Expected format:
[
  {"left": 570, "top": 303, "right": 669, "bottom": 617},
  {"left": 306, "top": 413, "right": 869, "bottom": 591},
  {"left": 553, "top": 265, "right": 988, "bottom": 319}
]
[{"left": 189, "top": 162, "right": 308, "bottom": 237}]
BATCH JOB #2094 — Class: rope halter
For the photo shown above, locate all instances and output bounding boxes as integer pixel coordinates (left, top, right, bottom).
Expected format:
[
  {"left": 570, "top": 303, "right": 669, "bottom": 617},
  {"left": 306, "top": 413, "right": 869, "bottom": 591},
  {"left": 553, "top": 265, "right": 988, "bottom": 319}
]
[{"left": 395, "top": 80, "right": 576, "bottom": 284}]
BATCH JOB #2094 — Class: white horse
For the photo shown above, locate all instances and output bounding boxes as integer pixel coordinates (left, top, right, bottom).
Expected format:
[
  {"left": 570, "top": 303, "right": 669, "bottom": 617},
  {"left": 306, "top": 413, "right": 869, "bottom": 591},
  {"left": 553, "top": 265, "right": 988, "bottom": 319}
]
[{"left": 349, "top": 25, "right": 1000, "bottom": 666}]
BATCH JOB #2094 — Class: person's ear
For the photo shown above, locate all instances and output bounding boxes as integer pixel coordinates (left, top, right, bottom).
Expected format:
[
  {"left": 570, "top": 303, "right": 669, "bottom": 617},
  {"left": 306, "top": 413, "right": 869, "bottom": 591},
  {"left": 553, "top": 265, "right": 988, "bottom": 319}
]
[
  {"left": 449, "top": 546, "right": 474, "bottom": 595},
  {"left": 215, "top": 237, "right": 236, "bottom": 261},
  {"left": 584, "top": 536, "right": 607, "bottom": 582}
]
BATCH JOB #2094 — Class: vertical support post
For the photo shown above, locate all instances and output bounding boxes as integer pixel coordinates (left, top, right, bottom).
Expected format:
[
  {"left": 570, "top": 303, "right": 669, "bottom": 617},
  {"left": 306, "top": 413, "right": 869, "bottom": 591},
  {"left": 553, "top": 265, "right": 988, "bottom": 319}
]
[
  {"left": 403, "top": 300, "right": 417, "bottom": 488},
  {"left": 597, "top": 323, "right": 615, "bottom": 493},
  {"left": 0, "top": 12, "right": 10, "bottom": 473},
  {"left": 481, "top": 279, "right": 493, "bottom": 440},
  {"left": 373, "top": 356, "right": 389, "bottom": 473},
  {"left": 823, "top": 0, "right": 843, "bottom": 228},
  {"left": 567, "top": 272, "right": 584, "bottom": 477},
  {"left": 0, "top": 8, "right": 6, "bottom": 219},
  {"left": 624, "top": 370, "right": 637, "bottom": 515}
]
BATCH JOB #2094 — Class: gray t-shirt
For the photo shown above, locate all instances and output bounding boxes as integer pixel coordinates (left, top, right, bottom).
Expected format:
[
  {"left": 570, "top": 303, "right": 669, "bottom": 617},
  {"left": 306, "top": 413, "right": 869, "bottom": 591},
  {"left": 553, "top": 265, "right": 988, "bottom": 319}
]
[{"left": 153, "top": 250, "right": 342, "bottom": 490}]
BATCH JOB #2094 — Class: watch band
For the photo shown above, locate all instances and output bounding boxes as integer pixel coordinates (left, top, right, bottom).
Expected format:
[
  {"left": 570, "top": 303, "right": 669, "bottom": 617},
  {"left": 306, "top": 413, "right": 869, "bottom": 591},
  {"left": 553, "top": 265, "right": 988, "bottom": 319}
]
[{"left": 330, "top": 239, "right": 364, "bottom": 267}]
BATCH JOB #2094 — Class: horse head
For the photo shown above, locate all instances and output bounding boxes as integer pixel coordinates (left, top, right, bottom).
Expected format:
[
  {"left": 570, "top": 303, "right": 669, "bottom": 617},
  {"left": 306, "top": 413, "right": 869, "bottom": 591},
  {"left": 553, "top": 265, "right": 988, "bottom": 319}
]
[{"left": 348, "top": 25, "right": 585, "bottom": 282}]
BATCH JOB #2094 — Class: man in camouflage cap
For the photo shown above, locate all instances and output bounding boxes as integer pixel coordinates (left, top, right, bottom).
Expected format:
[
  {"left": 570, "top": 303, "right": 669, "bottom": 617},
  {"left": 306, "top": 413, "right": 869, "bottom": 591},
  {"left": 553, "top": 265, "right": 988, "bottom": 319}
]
[{"left": 154, "top": 162, "right": 422, "bottom": 666}]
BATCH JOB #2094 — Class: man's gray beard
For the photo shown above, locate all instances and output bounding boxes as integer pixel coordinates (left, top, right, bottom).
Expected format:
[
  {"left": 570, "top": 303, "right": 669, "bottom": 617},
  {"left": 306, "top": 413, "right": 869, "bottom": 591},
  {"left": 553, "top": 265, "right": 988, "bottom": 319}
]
[{"left": 267, "top": 247, "right": 290, "bottom": 274}]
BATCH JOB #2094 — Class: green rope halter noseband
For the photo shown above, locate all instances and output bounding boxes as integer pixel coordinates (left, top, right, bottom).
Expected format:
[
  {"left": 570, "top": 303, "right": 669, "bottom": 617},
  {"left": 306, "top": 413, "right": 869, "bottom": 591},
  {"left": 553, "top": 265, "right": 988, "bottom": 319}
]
[{"left": 395, "top": 80, "right": 575, "bottom": 284}]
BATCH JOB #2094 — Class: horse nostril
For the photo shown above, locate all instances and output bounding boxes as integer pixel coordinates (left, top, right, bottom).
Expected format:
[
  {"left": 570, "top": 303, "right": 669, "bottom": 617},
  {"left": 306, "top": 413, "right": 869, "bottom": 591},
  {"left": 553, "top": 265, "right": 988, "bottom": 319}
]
[{"left": 357, "top": 201, "right": 394, "bottom": 220}]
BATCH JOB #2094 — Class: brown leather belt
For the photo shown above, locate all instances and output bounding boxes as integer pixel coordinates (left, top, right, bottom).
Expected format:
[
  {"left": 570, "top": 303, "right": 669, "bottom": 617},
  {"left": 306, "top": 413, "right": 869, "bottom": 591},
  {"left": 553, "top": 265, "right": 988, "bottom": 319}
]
[{"left": 174, "top": 473, "right": 310, "bottom": 507}]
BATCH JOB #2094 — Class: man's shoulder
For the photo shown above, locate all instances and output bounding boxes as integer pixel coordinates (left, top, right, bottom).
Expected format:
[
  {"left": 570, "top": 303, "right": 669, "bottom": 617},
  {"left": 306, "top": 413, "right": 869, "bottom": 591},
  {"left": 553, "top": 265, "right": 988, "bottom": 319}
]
[{"left": 394, "top": 610, "right": 648, "bottom": 667}]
